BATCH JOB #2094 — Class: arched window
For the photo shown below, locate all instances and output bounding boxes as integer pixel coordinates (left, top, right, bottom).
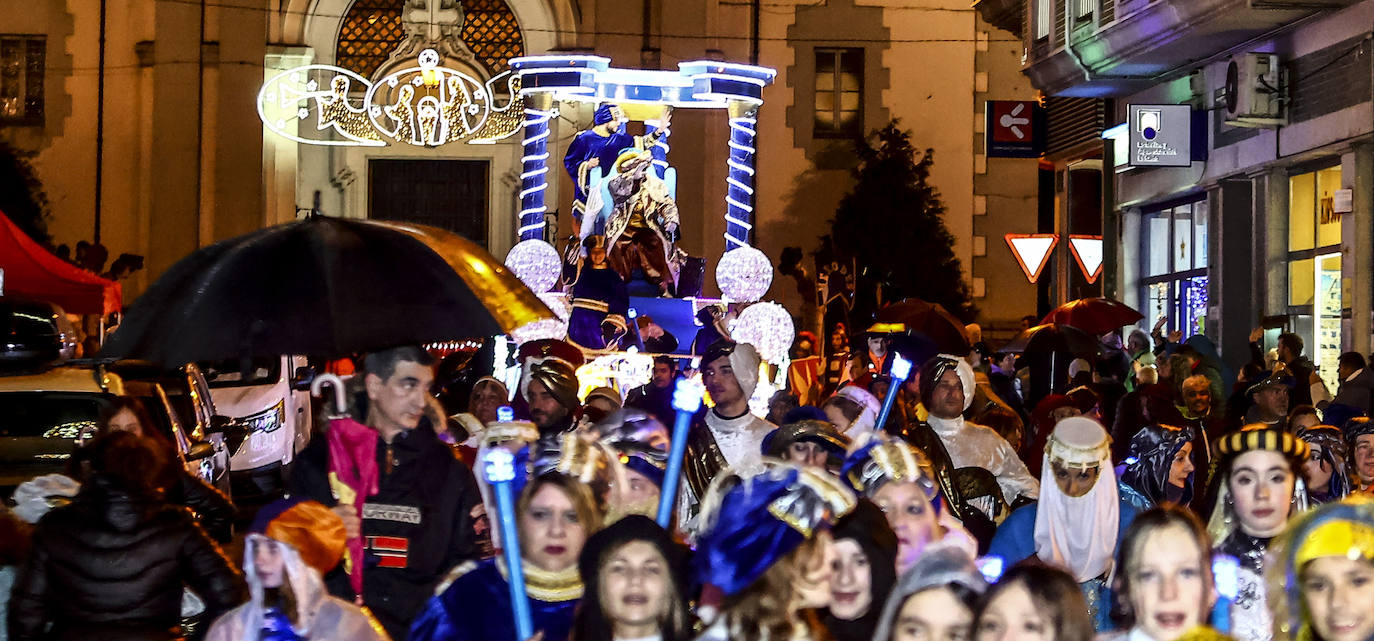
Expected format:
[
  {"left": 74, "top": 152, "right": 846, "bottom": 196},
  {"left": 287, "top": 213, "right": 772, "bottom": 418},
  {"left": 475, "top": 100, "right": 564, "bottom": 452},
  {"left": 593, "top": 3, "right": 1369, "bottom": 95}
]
[
  {"left": 459, "top": 0, "right": 524, "bottom": 73},
  {"left": 335, "top": 0, "right": 525, "bottom": 79},
  {"left": 336, "top": 0, "right": 406, "bottom": 79}
]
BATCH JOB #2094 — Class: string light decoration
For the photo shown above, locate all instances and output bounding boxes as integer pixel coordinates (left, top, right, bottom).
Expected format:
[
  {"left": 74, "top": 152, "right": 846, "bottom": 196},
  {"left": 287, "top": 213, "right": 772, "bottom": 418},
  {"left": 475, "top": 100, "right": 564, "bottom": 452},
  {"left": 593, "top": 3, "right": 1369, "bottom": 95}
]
[
  {"left": 724, "top": 106, "right": 758, "bottom": 250},
  {"left": 575, "top": 352, "right": 654, "bottom": 401},
  {"left": 257, "top": 49, "right": 524, "bottom": 148},
  {"left": 730, "top": 302, "right": 794, "bottom": 364},
  {"left": 510, "top": 56, "right": 775, "bottom": 262},
  {"left": 504, "top": 239, "right": 562, "bottom": 294},
  {"left": 508, "top": 292, "right": 570, "bottom": 345},
  {"left": 715, "top": 245, "right": 773, "bottom": 302},
  {"left": 519, "top": 101, "right": 556, "bottom": 240}
]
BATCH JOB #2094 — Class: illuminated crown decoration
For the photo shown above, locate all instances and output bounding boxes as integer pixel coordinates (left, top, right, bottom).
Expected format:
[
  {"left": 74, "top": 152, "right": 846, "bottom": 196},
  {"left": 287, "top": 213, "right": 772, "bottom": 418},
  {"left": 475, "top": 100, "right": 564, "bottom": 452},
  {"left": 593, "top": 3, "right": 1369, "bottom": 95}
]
[{"left": 258, "top": 49, "right": 524, "bottom": 148}]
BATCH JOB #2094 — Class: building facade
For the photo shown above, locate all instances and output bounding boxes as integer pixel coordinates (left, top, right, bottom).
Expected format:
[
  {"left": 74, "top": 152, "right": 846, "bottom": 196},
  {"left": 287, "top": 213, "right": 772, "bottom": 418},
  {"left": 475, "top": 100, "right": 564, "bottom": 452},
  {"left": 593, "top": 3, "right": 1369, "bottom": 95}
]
[
  {"left": 1016, "top": 0, "right": 1372, "bottom": 387},
  {"left": 2, "top": 0, "right": 1040, "bottom": 334}
]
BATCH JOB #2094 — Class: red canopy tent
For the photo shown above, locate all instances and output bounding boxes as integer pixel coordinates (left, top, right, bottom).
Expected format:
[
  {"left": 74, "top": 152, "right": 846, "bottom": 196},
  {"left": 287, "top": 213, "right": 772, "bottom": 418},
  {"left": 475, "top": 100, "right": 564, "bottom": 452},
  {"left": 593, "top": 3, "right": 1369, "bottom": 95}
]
[{"left": 0, "top": 209, "right": 121, "bottom": 315}]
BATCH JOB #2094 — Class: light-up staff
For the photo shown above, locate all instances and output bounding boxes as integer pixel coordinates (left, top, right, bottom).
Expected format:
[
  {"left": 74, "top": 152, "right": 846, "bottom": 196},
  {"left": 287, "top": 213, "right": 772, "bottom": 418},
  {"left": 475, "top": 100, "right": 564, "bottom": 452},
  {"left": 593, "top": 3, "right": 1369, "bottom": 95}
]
[
  {"left": 657, "top": 377, "right": 705, "bottom": 527},
  {"left": 873, "top": 353, "right": 914, "bottom": 433},
  {"left": 482, "top": 445, "right": 534, "bottom": 640}
]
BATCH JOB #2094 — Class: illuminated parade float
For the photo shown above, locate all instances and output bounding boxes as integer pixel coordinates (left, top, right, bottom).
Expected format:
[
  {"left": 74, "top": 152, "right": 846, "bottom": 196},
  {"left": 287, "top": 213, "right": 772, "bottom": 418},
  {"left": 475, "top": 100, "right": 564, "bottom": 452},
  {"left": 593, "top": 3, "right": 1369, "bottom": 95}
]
[{"left": 257, "top": 50, "right": 790, "bottom": 413}]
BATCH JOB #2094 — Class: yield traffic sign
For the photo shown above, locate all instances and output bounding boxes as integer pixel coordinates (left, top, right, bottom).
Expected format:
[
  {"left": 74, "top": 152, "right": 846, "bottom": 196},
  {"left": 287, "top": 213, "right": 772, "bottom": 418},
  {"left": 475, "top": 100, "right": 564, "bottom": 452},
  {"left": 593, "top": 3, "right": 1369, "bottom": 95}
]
[
  {"left": 1005, "top": 234, "right": 1058, "bottom": 283},
  {"left": 1068, "top": 235, "right": 1104, "bottom": 284}
]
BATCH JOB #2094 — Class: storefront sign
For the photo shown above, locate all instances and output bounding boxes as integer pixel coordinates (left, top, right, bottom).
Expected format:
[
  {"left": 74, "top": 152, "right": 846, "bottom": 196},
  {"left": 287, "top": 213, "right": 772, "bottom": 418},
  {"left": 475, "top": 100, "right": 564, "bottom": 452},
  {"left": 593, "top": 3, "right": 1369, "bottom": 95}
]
[
  {"left": 986, "top": 101, "right": 1045, "bottom": 158},
  {"left": 1128, "top": 105, "right": 1192, "bottom": 167}
]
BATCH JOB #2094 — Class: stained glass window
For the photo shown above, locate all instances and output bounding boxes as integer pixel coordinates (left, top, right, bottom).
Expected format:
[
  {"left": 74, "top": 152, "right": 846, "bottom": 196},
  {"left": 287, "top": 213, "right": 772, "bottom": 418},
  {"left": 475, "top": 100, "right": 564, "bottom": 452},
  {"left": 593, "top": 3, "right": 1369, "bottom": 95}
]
[{"left": 336, "top": 0, "right": 525, "bottom": 79}]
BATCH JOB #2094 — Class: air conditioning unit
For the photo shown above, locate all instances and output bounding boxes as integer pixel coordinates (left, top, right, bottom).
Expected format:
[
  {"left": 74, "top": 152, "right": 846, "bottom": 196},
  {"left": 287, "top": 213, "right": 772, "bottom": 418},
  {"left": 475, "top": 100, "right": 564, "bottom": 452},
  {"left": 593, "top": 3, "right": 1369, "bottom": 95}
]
[{"left": 1221, "top": 53, "right": 1286, "bottom": 128}]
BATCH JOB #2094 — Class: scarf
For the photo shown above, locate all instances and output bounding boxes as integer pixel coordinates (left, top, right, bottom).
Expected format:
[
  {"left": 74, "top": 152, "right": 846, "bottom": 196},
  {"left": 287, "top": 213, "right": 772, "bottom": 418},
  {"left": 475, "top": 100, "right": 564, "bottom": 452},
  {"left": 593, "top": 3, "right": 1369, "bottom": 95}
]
[{"left": 1033, "top": 418, "right": 1119, "bottom": 583}]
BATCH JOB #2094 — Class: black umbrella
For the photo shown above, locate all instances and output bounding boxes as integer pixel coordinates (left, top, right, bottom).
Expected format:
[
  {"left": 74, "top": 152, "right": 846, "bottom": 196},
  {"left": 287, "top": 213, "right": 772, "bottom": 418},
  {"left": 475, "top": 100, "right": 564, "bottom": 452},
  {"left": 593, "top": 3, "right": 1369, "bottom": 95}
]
[
  {"left": 999, "top": 323, "right": 1098, "bottom": 357},
  {"left": 872, "top": 299, "right": 972, "bottom": 356},
  {"left": 102, "top": 216, "right": 553, "bottom": 365}
]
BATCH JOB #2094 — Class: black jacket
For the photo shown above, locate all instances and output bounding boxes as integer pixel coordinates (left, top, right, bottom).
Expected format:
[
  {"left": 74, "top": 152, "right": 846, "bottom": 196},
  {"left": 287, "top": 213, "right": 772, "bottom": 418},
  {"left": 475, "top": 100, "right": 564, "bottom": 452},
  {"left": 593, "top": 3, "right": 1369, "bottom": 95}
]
[
  {"left": 7, "top": 475, "right": 246, "bottom": 641},
  {"left": 288, "top": 422, "right": 483, "bottom": 641},
  {"left": 166, "top": 470, "right": 236, "bottom": 543},
  {"left": 625, "top": 381, "right": 676, "bottom": 427}
]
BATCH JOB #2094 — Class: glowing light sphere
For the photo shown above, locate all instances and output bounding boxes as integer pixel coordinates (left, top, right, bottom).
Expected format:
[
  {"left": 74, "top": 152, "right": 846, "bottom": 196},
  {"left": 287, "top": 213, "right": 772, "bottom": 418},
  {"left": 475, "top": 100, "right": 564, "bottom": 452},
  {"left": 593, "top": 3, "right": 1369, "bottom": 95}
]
[
  {"left": 508, "top": 292, "right": 569, "bottom": 345},
  {"left": 715, "top": 246, "right": 773, "bottom": 302},
  {"left": 730, "top": 301, "right": 794, "bottom": 364},
  {"left": 505, "top": 239, "right": 562, "bottom": 293}
]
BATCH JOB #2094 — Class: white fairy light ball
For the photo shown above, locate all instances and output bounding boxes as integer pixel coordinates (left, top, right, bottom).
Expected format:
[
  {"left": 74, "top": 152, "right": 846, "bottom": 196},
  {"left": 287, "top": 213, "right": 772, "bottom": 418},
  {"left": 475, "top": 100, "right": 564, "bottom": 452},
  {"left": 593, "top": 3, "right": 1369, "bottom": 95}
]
[
  {"left": 505, "top": 239, "right": 562, "bottom": 293},
  {"left": 730, "top": 302, "right": 795, "bottom": 364},
  {"left": 509, "top": 292, "right": 570, "bottom": 344},
  {"left": 715, "top": 246, "right": 773, "bottom": 302}
]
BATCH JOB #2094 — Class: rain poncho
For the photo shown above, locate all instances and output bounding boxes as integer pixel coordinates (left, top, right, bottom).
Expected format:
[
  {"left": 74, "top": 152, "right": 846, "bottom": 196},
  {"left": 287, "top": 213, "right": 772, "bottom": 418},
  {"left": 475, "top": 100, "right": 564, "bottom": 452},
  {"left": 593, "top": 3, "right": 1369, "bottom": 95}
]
[
  {"left": 1295, "top": 425, "right": 1350, "bottom": 504},
  {"left": 921, "top": 355, "right": 1039, "bottom": 505},
  {"left": 1119, "top": 424, "right": 1194, "bottom": 509},
  {"left": 203, "top": 534, "right": 385, "bottom": 641}
]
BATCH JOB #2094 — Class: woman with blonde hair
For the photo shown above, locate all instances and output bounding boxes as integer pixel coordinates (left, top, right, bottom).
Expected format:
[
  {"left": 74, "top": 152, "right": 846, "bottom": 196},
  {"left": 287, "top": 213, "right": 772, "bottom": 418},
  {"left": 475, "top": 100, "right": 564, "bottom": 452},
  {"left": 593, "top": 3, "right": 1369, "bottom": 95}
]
[{"left": 409, "top": 471, "right": 605, "bottom": 641}]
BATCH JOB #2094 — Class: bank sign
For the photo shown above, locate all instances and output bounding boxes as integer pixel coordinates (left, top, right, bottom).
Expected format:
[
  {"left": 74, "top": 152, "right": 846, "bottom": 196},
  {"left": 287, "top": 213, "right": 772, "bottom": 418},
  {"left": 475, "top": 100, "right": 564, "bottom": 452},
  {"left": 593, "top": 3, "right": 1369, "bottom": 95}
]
[{"left": 1128, "top": 105, "right": 1192, "bottom": 167}]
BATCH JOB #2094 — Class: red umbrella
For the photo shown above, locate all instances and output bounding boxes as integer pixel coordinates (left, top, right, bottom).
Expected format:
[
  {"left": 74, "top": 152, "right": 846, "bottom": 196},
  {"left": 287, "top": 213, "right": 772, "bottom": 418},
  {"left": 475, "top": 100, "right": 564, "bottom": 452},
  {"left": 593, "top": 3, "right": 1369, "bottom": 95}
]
[{"left": 1040, "top": 297, "right": 1143, "bottom": 336}]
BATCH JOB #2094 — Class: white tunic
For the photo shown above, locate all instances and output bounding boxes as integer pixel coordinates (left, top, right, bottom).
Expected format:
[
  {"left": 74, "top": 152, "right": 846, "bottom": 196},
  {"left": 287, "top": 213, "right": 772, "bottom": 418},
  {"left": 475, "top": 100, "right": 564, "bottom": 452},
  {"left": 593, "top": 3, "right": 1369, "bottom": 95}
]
[{"left": 705, "top": 408, "right": 775, "bottom": 469}]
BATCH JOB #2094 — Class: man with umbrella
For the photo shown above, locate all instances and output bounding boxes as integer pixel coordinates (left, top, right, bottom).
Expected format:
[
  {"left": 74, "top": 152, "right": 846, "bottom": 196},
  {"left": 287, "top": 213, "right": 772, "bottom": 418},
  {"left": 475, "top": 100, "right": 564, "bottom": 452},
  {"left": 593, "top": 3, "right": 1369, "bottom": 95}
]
[
  {"left": 519, "top": 339, "right": 586, "bottom": 446},
  {"left": 288, "top": 345, "right": 485, "bottom": 641}
]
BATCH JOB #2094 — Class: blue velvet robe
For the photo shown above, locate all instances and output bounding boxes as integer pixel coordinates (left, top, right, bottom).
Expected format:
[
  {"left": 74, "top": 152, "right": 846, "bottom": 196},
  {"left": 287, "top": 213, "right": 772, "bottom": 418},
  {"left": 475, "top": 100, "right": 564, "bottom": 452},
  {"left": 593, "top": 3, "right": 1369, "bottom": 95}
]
[
  {"left": 407, "top": 559, "right": 579, "bottom": 641},
  {"left": 568, "top": 265, "right": 629, "bottom": 349},
  {"left": 564, "top": 128, "right": 636, "bottom": 207},
  {"left": 987, "top": 490, "right": 1140, "bottom": 632}
]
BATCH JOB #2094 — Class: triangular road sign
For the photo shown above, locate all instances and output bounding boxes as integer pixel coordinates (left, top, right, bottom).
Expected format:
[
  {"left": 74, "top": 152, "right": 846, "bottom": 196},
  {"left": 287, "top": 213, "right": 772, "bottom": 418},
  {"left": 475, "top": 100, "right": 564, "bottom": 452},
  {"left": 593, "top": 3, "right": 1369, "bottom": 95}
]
[
  {"left": 1068, "top": 235, "right": 1104, "bottom": 284},
  {"left": 1005, "top": 234, "right": 1058, "bottom": 283}
]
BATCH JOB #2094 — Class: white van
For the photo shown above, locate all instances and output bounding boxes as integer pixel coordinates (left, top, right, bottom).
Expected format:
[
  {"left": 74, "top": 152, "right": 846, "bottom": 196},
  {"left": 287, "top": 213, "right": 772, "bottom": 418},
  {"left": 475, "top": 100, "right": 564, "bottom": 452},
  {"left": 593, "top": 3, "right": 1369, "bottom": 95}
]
[{"left": 199, "top": 355, "right": 313, "bottom": 497}]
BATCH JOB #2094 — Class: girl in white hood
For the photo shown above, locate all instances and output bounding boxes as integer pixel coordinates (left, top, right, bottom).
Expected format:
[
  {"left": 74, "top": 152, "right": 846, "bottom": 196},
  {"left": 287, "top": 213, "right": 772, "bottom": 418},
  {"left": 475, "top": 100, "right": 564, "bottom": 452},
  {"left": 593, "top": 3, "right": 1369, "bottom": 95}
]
[{"left": 205, "top": 497, "right": 388, "bottom": 641}]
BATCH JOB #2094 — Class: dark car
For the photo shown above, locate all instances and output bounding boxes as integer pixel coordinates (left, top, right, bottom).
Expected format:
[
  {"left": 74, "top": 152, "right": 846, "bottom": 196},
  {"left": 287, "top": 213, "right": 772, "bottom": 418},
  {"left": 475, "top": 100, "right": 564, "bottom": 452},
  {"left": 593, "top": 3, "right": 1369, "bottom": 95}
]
[
  {"left": 0, "top": 298, "right": 79, "bottom": 369},
  {"left": 0, "top": 363, "right": 229, "bottom": 499}
]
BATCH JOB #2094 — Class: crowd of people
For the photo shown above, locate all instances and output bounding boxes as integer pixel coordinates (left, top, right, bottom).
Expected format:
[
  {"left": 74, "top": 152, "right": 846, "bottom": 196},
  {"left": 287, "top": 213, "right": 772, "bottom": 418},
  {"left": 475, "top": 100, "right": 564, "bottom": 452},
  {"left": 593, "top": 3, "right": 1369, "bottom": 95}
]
[{"left": 5, "top": 320, "right": 1374, "bottom": 641}]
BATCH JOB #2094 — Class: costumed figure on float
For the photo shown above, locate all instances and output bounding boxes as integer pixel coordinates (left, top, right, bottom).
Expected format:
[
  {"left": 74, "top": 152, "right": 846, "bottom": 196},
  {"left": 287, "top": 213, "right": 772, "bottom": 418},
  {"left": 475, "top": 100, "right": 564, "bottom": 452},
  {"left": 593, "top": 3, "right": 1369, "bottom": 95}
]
[
  {"left": 582, "top": 149, "right": 684, "bottom": 297},
  {"left": 566, "top": 235, "right": 630, "bottom": 350}
]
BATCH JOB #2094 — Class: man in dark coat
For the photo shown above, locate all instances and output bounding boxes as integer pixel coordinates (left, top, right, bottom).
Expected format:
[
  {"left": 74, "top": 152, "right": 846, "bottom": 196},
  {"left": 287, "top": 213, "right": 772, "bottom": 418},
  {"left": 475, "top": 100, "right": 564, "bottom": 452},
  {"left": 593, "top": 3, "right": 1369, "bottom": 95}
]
[
  {"left": 625, "top": 355, "right": 678, "bottom": 427},
  {"left": 289, "top": 346, "right": 483, "bottom": 640}
]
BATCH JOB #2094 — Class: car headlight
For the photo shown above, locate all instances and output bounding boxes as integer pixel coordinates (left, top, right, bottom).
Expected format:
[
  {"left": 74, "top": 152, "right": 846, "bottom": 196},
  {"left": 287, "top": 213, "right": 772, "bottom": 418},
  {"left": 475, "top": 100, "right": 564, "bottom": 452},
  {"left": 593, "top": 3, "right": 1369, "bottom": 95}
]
[{"left": 241, "top": 400, "right": 285, "bottom": 434}]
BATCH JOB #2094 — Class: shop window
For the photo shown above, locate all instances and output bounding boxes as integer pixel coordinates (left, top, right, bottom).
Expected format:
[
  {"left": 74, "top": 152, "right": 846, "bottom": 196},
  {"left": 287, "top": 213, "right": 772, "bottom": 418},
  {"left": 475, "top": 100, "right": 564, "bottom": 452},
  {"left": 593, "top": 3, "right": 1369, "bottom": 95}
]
[
  {"left": 1139, "top": 198, "right": 1208, "bottom": 339},
  {"left": 1287, "top": 164, "right": 1344, "bottom": 392},
  {"left": 814, "top": 49, "right": 863, "bottom": 138},
  {"left": 0, "top": 35, "right": 44, "bottom": 126}
]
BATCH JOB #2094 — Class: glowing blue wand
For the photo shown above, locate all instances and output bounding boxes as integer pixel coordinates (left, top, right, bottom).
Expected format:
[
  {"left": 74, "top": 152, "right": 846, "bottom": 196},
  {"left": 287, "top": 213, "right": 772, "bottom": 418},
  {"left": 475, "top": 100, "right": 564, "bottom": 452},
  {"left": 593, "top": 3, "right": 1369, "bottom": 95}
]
[
  {"left": 874, "top": 353, "right": 913, "bottom": 434},
  {"left": 657, "top": 377, "right": 704, "bottom": 527},
  {"left": 483, "top": 447, "right": 534, "bottom": 641}
]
